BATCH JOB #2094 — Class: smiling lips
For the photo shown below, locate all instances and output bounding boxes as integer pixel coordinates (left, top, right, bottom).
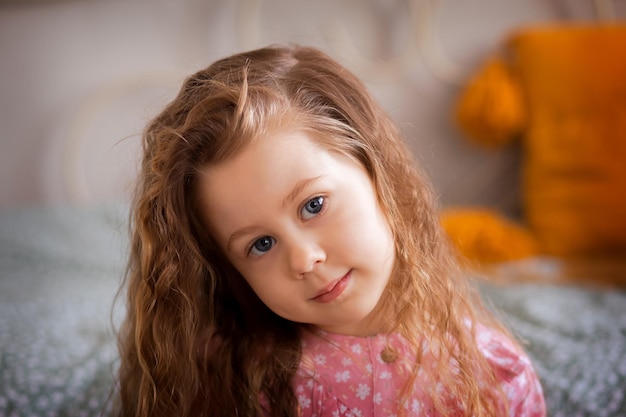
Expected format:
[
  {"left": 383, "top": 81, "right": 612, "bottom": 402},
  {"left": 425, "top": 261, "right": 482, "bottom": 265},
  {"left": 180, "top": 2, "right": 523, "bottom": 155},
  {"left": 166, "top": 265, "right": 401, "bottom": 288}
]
[{"left": 311, "top": 271, "right": 351, "bottom": 303}]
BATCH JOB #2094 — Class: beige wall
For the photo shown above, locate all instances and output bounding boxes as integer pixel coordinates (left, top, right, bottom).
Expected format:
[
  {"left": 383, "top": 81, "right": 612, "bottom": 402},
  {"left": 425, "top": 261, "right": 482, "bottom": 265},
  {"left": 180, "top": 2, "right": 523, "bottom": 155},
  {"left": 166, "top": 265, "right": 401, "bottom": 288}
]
[{"left": 0, "top": 0, "right": 619, "bottom": 209}]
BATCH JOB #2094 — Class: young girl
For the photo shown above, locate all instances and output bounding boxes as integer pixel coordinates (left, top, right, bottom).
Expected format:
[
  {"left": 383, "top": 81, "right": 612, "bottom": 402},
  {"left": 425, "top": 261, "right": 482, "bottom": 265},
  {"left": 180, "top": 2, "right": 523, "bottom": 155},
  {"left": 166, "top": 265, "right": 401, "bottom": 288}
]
[{"left": 116, "top": 45, "right": 545, "bottom": 417}]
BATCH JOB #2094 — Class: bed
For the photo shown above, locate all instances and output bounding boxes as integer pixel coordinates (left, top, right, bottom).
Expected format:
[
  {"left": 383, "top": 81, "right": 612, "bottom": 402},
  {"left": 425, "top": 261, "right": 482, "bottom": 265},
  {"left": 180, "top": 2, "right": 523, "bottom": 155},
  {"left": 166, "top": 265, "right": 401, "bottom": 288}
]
[{"left": 1, "top": 204, "right": 625, "bottom": 417}]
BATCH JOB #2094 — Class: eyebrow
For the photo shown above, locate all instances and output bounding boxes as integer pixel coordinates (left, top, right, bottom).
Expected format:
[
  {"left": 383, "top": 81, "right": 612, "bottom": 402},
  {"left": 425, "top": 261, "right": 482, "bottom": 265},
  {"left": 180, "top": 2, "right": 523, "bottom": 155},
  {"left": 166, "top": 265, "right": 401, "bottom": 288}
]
[
  {"left": 225, "top": 175, "right": 324, "bottom": 253},
  {"left": 226, "top": 225, "right": 261, "bottom": 253},
  {"left": 281, "top": 175, "right": 323, "bottom": 209}
]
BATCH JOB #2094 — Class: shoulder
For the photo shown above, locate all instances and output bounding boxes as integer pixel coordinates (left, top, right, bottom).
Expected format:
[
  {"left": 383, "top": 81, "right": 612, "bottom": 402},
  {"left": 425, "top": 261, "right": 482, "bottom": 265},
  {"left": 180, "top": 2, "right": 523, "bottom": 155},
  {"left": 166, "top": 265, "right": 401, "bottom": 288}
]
[
  {"left": 475, "top": 324, "right": 546, "bottom": 417},
  {"left": 475, "top": 324, "right": 530, "bottom": 379}
]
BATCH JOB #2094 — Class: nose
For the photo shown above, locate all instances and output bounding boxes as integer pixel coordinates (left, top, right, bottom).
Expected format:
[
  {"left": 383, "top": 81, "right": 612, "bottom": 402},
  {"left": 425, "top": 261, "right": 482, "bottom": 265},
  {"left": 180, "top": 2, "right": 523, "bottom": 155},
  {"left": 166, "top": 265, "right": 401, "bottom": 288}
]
[{"left": 287, "top": 236, "right": 326, "bottom": 277}]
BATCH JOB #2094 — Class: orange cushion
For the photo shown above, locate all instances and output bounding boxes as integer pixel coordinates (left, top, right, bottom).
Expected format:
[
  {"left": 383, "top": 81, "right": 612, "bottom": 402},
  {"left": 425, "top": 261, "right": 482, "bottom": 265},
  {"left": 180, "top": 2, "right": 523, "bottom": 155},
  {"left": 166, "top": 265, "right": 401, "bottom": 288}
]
[
  {"left": 440, "top": 208, "right": 538, "bottom": 264},
  {"left": 507, "top": 24, "right": 626, "bottom": 256}
]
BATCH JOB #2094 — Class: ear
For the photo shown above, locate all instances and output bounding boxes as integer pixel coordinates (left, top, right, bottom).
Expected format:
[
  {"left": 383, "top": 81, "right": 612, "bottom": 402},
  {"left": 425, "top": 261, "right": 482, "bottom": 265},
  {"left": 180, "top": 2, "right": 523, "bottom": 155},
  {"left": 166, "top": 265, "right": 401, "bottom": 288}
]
[{"left": 454, "top": 57, "right": 525, "bottom": 148}]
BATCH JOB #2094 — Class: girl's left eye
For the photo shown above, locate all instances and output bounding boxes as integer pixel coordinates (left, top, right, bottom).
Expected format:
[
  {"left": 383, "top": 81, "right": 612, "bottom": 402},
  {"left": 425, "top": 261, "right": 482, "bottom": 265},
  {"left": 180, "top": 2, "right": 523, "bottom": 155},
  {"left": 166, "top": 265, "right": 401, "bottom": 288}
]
[{"left": 301, "top": 196, "right": 324, "bottom": 220}]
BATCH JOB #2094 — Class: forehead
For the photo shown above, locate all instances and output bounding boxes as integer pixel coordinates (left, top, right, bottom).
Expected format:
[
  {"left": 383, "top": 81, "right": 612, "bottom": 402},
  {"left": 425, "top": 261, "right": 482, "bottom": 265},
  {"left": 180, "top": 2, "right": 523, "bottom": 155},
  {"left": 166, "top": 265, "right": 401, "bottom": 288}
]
[
  {"left": 196, "top": 131, "right": 333, "bottom": 229},
  {"left": 205, "top": 129, "right": 328, "bottom": 183}
]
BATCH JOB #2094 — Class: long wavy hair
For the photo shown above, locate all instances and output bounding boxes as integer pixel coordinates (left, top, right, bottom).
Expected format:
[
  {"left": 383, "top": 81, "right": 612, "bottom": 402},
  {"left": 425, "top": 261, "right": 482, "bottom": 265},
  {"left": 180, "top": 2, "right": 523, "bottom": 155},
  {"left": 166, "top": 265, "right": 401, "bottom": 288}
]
[{"left": 116, "top": 45, "right": 509, "bottom": 417}]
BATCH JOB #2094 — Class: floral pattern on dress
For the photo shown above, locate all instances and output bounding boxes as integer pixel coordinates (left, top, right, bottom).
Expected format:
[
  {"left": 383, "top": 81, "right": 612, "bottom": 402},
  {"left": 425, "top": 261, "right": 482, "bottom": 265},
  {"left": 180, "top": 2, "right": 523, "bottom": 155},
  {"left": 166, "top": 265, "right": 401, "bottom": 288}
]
[{"left": 295, "top": 325, "right": 546, "bottom": 417}]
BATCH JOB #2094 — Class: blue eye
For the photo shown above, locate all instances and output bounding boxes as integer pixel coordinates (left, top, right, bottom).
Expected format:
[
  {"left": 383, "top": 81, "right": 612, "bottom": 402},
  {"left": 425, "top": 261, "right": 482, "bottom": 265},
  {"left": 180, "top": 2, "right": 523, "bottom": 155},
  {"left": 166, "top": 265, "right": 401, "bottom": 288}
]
[
  {"left": 249, "top": 236, "right": 275, "bottom": 256},
  {"left": 301, "top": 196, "right": 324, "bottom": 220}
]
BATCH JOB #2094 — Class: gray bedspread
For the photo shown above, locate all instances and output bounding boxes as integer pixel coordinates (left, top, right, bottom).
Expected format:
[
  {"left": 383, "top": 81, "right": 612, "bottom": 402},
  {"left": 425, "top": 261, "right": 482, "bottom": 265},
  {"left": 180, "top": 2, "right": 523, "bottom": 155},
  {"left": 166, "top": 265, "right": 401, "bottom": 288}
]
[
  {"left": 0, "top": 206, "right": 126, "bottom": 417},
  {"left": 480, "top": 280, "right": 626, "bottom": 416},
  {"left": 1, "top": 206, "right": 625, "bottom": 416}
]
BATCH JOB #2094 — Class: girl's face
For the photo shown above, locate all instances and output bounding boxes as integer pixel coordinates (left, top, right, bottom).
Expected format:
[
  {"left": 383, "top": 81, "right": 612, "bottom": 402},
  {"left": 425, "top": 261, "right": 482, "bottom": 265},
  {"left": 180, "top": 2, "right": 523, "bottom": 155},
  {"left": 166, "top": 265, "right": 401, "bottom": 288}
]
[{"left": 197, "top": 130, "right": 395, "bottom": 336}]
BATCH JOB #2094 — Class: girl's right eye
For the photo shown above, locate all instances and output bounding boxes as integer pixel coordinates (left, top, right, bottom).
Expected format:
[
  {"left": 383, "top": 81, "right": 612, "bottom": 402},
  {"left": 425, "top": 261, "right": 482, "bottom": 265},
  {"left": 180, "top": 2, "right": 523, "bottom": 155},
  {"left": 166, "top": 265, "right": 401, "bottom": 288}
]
[{"left": 249, "top": 236, "right": 276, "bottom": 257}]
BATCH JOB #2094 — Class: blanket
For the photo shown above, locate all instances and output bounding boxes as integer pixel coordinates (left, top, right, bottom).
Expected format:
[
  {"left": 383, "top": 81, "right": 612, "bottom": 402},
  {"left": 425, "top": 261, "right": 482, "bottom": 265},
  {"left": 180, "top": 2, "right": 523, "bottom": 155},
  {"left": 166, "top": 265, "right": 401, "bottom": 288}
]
[{"left": 0, "top": 206, "right": 624, "bottom": 416}]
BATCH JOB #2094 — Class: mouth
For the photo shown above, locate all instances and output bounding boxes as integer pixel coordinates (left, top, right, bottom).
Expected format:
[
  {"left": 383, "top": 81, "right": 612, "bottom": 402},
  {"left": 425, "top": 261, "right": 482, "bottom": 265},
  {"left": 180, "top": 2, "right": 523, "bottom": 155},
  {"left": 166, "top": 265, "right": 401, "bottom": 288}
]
[{"left": 311, "top": 270, "right": 351, "bottom": 303}]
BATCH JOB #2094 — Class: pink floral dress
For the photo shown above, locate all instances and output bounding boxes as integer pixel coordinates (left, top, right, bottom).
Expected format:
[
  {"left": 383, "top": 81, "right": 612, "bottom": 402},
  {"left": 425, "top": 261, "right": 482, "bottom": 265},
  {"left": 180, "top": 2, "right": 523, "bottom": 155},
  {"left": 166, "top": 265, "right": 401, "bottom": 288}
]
[{"left": 294, "top": 325, "right": 546, "bottom": 416}]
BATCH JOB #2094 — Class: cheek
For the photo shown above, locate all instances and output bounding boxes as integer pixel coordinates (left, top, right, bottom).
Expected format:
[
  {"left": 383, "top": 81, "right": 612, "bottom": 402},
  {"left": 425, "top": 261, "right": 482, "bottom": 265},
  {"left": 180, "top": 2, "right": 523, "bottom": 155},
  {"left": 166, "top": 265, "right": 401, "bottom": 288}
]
[
  {"left": 237, "top": 267, "right": 285, "bottom": 305},
  {"left": 364, "top": 211, "right": 395, "bottom": 271},
  {"left": 245, "top": 279, "right": 297, "bottom": 319},
  {"left": 348, "top": 200, "right": 393, "bottom": 250}
]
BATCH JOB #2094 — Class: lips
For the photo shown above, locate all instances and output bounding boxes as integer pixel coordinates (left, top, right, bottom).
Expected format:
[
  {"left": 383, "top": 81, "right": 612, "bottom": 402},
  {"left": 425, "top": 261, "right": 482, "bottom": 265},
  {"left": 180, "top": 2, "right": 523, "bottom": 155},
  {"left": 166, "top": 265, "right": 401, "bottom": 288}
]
[{"left": 311, "top": 270, "right": 351, "bottom": 303}]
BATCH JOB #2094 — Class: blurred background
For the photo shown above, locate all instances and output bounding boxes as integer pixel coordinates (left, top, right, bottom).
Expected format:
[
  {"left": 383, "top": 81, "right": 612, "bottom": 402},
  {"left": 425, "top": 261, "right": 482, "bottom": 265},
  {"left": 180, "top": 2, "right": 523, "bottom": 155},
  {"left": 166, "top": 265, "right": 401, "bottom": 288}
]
[{"left": 0, "top": 0, "right": 622, "bottom": 210}]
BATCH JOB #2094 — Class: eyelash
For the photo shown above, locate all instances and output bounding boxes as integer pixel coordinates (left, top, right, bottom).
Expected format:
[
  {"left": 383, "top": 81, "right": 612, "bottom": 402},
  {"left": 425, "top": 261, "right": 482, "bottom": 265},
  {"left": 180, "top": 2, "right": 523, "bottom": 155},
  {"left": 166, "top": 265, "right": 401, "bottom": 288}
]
[{"left": 246, "top": 195, "right": 327, "bottom": 258}]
